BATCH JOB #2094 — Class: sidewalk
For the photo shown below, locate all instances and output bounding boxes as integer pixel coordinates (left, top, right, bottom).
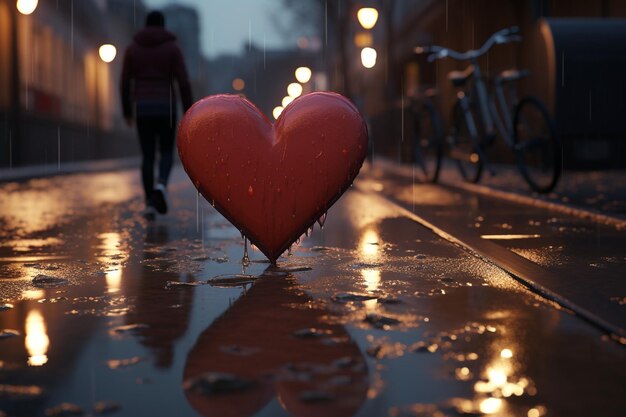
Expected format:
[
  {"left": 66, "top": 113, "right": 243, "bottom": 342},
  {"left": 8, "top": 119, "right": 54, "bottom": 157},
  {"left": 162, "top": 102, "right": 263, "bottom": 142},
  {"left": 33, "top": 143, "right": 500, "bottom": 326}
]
[
  {"left": 0, "top": 164, "right": 624, "bottom": 416},
  {"left": 0, "top": 157, "right": 140, "bottom": 182}
]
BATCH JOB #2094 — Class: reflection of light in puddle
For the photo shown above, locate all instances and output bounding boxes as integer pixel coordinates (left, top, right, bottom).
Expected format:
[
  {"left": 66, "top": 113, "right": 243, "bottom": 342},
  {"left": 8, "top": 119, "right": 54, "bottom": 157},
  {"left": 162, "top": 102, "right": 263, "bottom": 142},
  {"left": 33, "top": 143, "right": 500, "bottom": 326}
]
[
  {"left": 479, "top": 397, "right": 502, "bottom": 414},
  {"left": 500, "top": 348, "right": 513, "bottom": 359},
  {"left": 2, "top": 238, "right": 63, "bottom": 252},
  {"left": 481, "top": 234, "right": 541, "bottom": 240},
  {"left": 474, "top": 345, "right": 529, "bottom": 401},
  {"left": 106, "top": 269, "right": 122, "bottom": 293},
  {"left": 361, "top": 269, "right": 380, "bottom": 293},
  {"left": 25, "top": 310, "right": 50, "bottom": 366},
  {"left": 97, "top": 233, "right": 126, "bottom": 293},
  {"left": 359, "top": 229, "right": 379, "bottom": 257},
  {"left": 22, "top": 289, "right": 45, "bottom": 300},
  {"left": 359, "top": 229, "right": 381, "bottom": 312},
  {"left": 396, "top": 184, "right": 461, "bottom": 206}
]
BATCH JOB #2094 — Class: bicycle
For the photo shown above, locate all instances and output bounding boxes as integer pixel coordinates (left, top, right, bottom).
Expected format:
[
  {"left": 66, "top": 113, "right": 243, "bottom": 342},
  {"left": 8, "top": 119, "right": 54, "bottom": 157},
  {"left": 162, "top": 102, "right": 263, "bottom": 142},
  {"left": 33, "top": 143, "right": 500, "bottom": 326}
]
[
  {"left": 415, "top": 26, "right": 562, "bottom": 193},
  {"left": 405, "top": 86, "right": 444, "bottom": 183}
]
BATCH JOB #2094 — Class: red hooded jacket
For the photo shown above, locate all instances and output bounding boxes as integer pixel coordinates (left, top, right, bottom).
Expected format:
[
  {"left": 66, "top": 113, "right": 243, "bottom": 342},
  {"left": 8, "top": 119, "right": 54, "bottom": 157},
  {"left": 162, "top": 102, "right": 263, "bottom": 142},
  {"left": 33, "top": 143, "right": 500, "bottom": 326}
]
[{"left": 121, "top": 27, "right": 193, "bottom": 119}]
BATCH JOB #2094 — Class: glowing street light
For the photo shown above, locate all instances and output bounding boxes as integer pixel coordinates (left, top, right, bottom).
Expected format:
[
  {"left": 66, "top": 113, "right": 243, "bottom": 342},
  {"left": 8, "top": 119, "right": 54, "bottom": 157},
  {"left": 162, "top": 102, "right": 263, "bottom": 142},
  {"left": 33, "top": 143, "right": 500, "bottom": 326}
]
[
  {"left": 272, "top": 106, "right": 284, "bottom": 120},
  {"left": 16, "top": 0, "right": 38, "bottom": 15},
  {"left": 287, "top": 82, "right": 303, "bottom": 98},
  {"left": 361, "top": 47, "right": 377, "bottom": 68},
  {"left": 282, "top": 96, "right": 294, "bottom": 108},
  {"left": 357, "top": 7, "right": 378, "bottom": 30},
  {"left": 294, "top": 67, "right": 312, "bottom": 83},
  {"left": 98, "top": 44, "right": 117, "bottom": 63}
]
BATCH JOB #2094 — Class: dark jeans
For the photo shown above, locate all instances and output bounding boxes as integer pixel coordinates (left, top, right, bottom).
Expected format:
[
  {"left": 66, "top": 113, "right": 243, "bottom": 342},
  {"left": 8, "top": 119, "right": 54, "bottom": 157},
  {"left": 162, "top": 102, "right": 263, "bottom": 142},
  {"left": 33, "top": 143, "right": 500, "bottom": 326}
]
[{"left": 136, "top": 116, "right": 176, "bottom": 203}]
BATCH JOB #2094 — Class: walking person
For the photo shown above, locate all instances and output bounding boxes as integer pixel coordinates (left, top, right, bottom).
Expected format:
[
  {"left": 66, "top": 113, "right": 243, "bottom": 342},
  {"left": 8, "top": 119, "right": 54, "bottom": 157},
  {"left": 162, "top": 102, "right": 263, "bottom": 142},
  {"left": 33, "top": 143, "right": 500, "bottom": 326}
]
[{"left": 121, "top": 10, "right": 193, "bottom": 219}]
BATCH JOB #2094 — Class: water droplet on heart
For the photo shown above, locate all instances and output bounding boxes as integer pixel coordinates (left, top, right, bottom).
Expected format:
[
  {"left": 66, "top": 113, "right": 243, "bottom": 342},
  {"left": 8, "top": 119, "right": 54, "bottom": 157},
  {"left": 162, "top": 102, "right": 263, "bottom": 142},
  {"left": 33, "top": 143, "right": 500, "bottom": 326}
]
[
  {"left": 248, "top": 185, "right": 254, "bottom": 197},
  {"left": 242, "top": 237, "right": 250, "bottom": 267},
  {"left": 342, "top": 149, "right": 348, "bottom": 156},
  {"left": 276, "top": 187, "right": 281, "bottom": 193},
  {"left": 211, "top": 199, "right": 215, "bottom": 207},
  {"left": 317, "top": 212, "right": 328, "bottom": 229}
]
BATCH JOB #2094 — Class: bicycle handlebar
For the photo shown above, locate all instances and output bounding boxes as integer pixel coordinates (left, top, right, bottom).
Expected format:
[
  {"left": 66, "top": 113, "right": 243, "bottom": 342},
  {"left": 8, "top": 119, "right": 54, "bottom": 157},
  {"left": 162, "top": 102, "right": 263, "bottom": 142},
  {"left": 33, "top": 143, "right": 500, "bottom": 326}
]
[{"left": 415, "top": 26, "right": 520, "bottom": 63}]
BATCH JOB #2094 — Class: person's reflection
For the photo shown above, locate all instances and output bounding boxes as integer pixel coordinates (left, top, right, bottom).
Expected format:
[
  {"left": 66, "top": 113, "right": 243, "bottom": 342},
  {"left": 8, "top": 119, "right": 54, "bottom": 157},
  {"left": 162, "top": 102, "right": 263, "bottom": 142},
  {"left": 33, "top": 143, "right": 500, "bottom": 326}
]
[
  {"left": 183, "top": 272, "right": 368, "bottom": 417},
  {"left": 123, "top": 224, "right": 194, "bottom": 368}
]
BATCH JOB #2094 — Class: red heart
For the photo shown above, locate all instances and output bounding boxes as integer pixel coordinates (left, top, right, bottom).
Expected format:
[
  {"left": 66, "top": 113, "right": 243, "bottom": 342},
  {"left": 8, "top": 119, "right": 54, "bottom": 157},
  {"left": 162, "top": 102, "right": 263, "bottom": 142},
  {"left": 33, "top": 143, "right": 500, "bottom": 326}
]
[{"left": 177, "top": 92, "right": 368, "bottom": 262}]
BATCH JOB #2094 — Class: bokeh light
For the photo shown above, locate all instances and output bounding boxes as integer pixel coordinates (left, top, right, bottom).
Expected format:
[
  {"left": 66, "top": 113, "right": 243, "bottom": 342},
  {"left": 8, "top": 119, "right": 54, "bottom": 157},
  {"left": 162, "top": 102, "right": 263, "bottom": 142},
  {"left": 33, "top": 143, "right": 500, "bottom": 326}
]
[
  {"left": 272, "top": 106, "right": 283, "bottom": 120},
  {"left": 16, "top": 0, "right": 38, "bottom": 15},
  {"left": 98, "top": 44, "right": 117, "bottom": 63},
  {"left": 295, "top": 67, "right": 312, "bottom": 83},
  {"left": 282, "top": 96, "right": 294, "bottom": 108},
  {"left": 232, "top": 78, "right": 245, "bottom": 91},
  {"left": 357, "top": 7, "right": 379, "bottom": 30},
  {"left": 361, "top": 47, "right": 377, "bottom": 68},
  {"left": 287, "top": 82, "right": 303, "bottom": 98}
]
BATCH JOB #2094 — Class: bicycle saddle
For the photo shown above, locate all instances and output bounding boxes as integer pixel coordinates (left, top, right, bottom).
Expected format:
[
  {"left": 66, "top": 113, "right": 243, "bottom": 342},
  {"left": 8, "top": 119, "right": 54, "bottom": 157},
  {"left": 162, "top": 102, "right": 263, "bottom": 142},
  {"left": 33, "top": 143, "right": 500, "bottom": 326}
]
[
  {"left": 447, "top": 65, "right": 475, "bottom": 87},
  {"left": 497, "top": 68, "right": 529, "bottom": 83}
]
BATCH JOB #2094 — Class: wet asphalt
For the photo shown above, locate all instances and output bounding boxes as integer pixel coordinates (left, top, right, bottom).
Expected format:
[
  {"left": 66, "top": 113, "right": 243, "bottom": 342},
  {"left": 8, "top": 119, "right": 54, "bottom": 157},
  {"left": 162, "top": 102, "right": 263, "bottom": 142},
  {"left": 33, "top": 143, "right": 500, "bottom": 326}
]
[{"left": 0, "top": 163, "right": 625, "bottom": 417}]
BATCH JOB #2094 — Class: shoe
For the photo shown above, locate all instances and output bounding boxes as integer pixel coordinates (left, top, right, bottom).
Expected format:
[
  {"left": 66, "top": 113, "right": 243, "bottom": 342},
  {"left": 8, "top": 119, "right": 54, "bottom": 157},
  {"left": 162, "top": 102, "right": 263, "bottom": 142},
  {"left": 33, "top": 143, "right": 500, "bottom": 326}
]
[
  {"left": 152, "top": 183, "right": 168, "bottom": 214},
  {"left": 143, "top": 204, "right": 157, "bottom": 221}
]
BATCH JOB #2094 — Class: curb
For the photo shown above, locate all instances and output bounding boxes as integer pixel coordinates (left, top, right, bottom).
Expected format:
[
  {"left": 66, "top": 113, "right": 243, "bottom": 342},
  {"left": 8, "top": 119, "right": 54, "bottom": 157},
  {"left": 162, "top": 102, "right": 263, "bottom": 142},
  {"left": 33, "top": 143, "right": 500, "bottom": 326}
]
[{"left": 0, "top": 157, "right": 141, "bottom": 183}]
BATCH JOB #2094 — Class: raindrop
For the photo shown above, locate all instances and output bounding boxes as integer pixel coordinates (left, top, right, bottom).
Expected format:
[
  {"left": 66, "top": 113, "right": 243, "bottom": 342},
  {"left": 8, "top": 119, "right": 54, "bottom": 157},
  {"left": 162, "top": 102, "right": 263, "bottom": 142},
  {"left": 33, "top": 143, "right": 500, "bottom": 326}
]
[
  {"left": 317, "top": 212, "right": 328, "bottom": 228},
  {"left": 242, "top": 237, "right": 250, "bottom": 267},
  {"left": 247, "top": 185, "right": 254, "bottom": 197}
]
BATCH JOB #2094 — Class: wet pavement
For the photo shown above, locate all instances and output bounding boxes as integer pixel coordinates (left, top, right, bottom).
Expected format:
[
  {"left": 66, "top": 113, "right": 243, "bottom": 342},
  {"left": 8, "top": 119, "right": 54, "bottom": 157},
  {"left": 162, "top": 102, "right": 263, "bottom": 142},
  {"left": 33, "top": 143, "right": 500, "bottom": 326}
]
[
  {"left": 367, "top": 162, "right": 626, "bottom": 337},
  {"left": 1, "top": 163, "right": 625, "bottom": 417}
]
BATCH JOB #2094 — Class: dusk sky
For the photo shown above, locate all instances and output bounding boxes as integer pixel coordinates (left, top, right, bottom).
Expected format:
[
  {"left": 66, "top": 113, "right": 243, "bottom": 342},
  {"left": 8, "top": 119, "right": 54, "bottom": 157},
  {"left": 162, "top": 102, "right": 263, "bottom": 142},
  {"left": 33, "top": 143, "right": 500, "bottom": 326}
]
[{"left": 143, "top": 0, "right": 301, "bottom": 57}]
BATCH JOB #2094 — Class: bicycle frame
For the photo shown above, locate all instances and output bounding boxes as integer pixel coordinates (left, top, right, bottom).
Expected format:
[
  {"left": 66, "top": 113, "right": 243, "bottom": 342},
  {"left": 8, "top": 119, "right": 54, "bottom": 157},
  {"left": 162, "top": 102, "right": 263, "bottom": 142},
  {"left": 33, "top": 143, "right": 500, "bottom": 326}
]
[{"left": 490, "top": 77, "right": 519, "bottom": 148}]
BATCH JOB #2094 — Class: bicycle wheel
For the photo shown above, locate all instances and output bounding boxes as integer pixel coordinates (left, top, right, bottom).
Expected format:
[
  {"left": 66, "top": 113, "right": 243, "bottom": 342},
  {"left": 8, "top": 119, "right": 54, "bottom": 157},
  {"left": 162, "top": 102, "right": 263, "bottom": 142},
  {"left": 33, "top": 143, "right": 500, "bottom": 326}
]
[
  {"left": 412, "top": 100, "right": 443, "bottom": 183},
  {"left": 450, "top": 101, "right": 483, "bottom": 183},
  {"left": 513, "top": 96, "right": 562, "bottom": 193}
]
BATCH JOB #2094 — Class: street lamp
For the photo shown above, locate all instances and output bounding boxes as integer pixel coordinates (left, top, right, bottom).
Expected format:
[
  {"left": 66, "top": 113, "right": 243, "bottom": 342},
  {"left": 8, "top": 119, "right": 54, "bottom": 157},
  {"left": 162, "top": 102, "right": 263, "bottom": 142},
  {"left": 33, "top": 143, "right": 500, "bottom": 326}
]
[
  {"left": 294, "top": 67, "right": 312, "bottom": 84},
  {"left": 98, "top": 44, "right": 117, "bottom": 63},
  {"left": 357, "top": 7, "right": 378, "bottom": 30},
  {"left": 361, "top": 47, "right": 377, "bottom": 68},
  {"left": 287, "top": 82, "right": 303, "bottom": 98},
  {"left": 16, "top": 0, "right": 38, "bottom": 15}
]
